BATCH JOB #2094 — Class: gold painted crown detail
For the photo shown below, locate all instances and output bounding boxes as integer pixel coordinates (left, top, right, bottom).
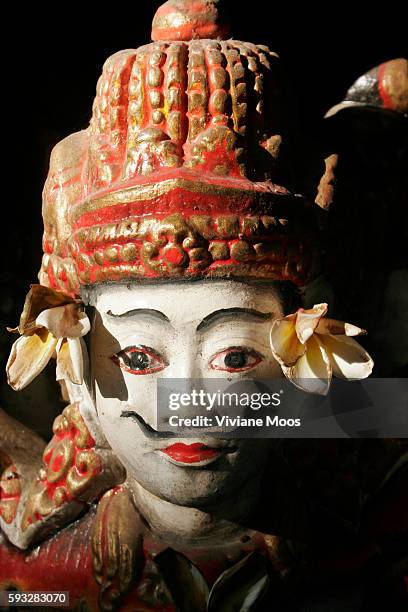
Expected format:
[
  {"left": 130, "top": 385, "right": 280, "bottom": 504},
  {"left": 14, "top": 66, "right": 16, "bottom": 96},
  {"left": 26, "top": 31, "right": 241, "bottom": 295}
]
[{"left": 39, "top": 0, "right": 319, "bottom": 295}]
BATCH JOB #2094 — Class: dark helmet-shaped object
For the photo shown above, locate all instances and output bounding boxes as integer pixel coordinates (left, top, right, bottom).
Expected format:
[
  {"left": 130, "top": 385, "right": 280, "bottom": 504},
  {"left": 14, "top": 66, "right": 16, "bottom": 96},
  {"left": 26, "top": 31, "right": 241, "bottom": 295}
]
[{"left": 325, "top": 58, "right": 408, "bottom": 118}]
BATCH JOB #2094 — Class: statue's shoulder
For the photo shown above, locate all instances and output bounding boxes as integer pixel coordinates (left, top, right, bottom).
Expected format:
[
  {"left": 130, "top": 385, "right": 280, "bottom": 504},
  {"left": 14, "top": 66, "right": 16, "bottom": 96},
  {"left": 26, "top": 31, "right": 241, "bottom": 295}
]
[
  {"left": 1, "top": 492, "right": 174, "bottom": 612},
  {"left": 0, "top": 507, "right": 99, "bottom": 609},
  {"left": 0, "top": 404, "right": 124, "bottom": 550}
]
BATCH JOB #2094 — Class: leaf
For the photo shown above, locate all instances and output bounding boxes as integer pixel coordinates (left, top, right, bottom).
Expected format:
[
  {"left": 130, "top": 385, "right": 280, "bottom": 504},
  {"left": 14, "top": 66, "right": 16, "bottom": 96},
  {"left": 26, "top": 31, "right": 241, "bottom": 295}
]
[
  {"left": 154, "top": 548, "right": 209, "bottom": 612},
  {"left": 207, "top": 552, "right": 270, "bottom": 612}
]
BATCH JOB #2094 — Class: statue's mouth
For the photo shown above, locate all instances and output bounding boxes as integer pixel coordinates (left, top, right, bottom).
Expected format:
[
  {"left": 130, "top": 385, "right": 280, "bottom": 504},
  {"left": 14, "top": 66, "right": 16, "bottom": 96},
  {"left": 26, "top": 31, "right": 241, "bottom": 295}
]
[
  {"left": 159, "top": 442, "right": 223, "bottom": 465},
  {"left": 121, "top": 409, "right": 237, "bottom": 467}
]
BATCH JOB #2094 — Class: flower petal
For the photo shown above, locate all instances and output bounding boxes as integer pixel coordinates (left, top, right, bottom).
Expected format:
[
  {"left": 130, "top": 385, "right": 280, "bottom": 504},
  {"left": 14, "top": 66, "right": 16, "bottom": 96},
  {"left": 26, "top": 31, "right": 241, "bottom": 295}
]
[
  {"left": 321, "top": 334, "right": 374, "bottom": 380},
  {"left": 315, "top": 318, "right": 366, "bottom": 337},
  {"left": 295, "top": 303, "right": 328, "bottom": 344},
  {"left": 282, "top": 335, "right": 332, "bottom": 395},
  {"left": 6, "top": 329, "right": 58, "bottom": 391},
  {"left": 56, "top": 338, "right": 83, "bottom": 385},
  {"left": 270, "top": 316, "right": 305, "bottom": 367},
  {"left": 36, "top": 304, "right": 90, "bottom": 339},
  {"left": 10, "top": 284, "right": 76, "bottom": 335}
]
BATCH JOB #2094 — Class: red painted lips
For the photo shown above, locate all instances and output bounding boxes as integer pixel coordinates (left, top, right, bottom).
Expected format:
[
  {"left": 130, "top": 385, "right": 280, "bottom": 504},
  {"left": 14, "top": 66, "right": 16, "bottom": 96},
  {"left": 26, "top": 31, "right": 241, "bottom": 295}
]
[{"left": 160, "top": 443, "right": 220, "bottom": 464}]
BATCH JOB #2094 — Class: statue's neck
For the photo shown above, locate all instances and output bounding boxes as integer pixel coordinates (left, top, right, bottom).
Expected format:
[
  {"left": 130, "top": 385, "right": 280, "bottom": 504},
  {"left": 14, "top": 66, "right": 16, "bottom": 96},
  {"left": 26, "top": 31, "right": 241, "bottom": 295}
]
[{"left": 127, "top": 475, "right": 261, "bottom": 547}]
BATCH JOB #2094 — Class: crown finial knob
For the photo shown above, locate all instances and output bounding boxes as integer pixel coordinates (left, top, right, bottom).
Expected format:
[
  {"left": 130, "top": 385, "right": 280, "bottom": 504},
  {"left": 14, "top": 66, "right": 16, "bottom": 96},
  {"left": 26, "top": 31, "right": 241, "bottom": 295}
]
[{"left": 151, "top": 0, "right": 230, "bottom": 42}]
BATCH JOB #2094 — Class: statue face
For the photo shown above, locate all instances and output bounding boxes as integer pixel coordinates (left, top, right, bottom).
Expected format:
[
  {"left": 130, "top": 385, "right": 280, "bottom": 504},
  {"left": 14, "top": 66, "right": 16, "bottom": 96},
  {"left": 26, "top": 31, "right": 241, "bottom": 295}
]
[{"left": 90, "top": 281, "right": 285, "bottom": 508}]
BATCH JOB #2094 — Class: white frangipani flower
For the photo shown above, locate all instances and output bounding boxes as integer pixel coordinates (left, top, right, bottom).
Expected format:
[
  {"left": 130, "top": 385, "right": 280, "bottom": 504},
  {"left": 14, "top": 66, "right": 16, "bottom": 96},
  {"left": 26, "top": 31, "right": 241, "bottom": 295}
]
[
  {"left": 270, "top": 303, "right": 374, "bottom": 395},
  {"left": 6, "top": 285, "right": 90, "bottom": 391}
]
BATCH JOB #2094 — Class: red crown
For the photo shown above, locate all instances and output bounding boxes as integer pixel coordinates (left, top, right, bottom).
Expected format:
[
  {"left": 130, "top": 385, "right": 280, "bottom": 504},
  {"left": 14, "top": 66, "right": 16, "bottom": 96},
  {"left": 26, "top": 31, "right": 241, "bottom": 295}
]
[{"left": 39, "top": 1, "right": 320, "bottom": 297}]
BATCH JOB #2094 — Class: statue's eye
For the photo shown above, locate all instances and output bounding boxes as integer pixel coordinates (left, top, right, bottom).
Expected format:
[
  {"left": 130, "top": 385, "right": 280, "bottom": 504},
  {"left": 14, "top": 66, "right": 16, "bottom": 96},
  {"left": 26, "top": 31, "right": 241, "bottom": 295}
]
[
  {"left": 210, "top": 347, "right": 263, "bottom": 372},
  {"left": 112, "top": 346, "right": 167, "bottom": 375}
]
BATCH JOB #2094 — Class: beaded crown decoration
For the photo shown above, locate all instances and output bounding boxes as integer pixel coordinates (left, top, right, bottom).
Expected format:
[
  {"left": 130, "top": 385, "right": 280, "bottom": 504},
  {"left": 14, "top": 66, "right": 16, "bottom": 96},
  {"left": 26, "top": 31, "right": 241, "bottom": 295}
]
[{"left": 39, "top": 0, "right": 320, "bottom": 297}]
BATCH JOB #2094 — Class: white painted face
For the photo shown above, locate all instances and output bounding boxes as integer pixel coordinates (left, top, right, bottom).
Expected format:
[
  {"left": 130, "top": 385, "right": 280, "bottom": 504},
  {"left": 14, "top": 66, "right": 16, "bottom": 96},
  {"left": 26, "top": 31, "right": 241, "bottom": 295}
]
[{"left": 89, "top": 280, "right": 285, "bottom": 509}]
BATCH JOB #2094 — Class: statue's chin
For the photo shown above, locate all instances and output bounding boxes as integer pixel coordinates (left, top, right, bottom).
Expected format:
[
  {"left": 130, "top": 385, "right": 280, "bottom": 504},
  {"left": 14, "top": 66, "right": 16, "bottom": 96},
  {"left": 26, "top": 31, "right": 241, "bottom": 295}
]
[{"left": 122, "top": 441, "right": 269, "bottom": 516}]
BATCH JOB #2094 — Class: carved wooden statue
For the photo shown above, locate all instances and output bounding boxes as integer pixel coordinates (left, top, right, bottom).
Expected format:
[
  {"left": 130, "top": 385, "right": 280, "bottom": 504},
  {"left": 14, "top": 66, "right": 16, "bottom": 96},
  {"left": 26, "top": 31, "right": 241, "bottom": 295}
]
[{"left": 1, "top": 1, "right": 407, "bottom": 610}]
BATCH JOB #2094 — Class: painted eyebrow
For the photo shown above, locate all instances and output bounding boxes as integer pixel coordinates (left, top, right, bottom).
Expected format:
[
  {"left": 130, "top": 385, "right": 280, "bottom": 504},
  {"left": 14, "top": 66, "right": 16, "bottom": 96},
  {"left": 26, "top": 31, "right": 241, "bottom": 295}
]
[
  {"left": 106, "top": 308, "right": 170, "bottom": 323},
  {"left": 196, "top": 308, "right": 272, "bottom": 332}
]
